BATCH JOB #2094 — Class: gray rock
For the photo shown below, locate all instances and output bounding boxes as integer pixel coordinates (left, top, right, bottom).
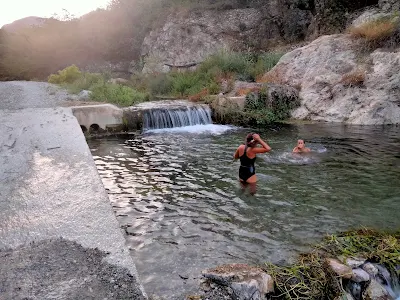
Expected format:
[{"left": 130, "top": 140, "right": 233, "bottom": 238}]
[
  {"left": 344, "top": 257, "right": 367, "bottom": 268},
  {"left": 202, "top": 264, "right": 274, "bottom": 300},
  {"left": 140, "top": 8, "right": 263, "bottom": 74},
  {"left": 351, "top": 9, "right": 393, "bottom": 28},
  {"left": 363, "top": 263, "right": 379, "bottom": 276},
  {"left": 364, "top": 279, "right": 391, "bottom": 300},
  {"left": 78, "top": 90, "right": 92, "bottom": 101},
  {"left": 139, "top": 3, "right": 316, "bottom": 74},
  {"left": 351, "top": 268, "right": 371, "bottom": 283},
  {"left": 379, "top": 0, "right": 400, "bottom": 12},
  {"left": 231, "top": 279, "right": 261, "bottom": 300}
]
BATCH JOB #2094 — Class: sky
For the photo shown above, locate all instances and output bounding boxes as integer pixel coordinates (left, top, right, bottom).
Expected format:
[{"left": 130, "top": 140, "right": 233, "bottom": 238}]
[{"left": 0, "top": 0, "right": 111, "bottom": 27}]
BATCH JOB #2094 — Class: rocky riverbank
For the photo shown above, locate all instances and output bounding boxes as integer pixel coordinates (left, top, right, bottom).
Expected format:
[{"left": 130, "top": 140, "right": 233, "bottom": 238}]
[{"left": 196, "top": 229, "right": 400, "bottom": 300}]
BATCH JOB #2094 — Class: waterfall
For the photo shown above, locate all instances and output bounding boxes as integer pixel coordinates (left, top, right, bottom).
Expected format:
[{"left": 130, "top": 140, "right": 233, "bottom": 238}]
[{"left": 143, "top": 105, "right": 212, "bottom": 130}]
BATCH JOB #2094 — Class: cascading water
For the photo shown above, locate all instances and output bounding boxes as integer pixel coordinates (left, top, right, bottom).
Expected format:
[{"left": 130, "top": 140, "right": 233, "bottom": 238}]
[{"left": 143, "top": 105, "right": 212, "bottom": 130}]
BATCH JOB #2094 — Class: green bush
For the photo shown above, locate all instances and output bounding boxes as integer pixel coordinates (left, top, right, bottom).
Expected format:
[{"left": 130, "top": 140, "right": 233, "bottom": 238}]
[
  {"left": 170, "top": 72, "right": 211, "bottom": 97},
  {"left": 199, "top": 51, "right": 255, "bottom": 81},
  {"left": 90, "top": 83, "right": 149, "bottom": 106},
  {"left": 64, "top": 72, "right": 104, "bottom": 94},
  {"left": 207, "top": 81, "right": 220, "bottom": 94},
  {"left": 125, "top": 51, "right": 283, "bottom": 101},
  {"left": 251, "top": 52, "right": 284, "bottom": 79},
  {"left": 147, "top": 73, "right": 174, "bottom": 96},
  {"left": 48, "top": 65, "right": 82, "bottom": 84}
]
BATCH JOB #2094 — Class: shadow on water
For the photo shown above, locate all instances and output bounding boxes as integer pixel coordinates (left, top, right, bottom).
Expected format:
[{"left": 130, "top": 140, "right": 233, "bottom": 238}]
[{"left": 88, "top": 123, "right": 400, "bottom": 299}]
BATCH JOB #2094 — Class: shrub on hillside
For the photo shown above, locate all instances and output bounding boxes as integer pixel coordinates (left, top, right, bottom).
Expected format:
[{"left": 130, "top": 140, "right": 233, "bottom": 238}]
[
  {"left": 126, "top": 51, "right": 283, "bottom": 100},
  {"left": 66, "top": 72, "right": 105, "bottom": 94},
  {"left": 48, "top": 65, "right": 82, "bottom": 84},
  {"left": 90, "top": 83, "right": 149, "bottom": 106},
  {"left": 199, "top": 51, "right": 255, "bottom": 81},
  {"left": 251, "top": 52, "right": 283, "bottom": 81},
  {"left": 198, "top": 51, "right": 284, "bottom": 83},
  {"left": 147, "top": 73, "right": 174, "bottom": 96}
]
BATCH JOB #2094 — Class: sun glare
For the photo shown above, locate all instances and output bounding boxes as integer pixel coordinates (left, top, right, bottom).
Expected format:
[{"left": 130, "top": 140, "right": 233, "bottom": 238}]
[{"left": 0, "top": 0, "right": 110, "bottom": 27}]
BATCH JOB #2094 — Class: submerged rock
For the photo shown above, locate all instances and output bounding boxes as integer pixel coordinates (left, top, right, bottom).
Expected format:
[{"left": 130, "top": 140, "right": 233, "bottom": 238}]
[
  {"left": 335, "top": 291, "right": 356, "bottom": 300},
  {"left": 363, "top": 263, "right": 380, "bottom": 277},
  {"left": 202, "top": 264, "right": 274, "bottom": 300},
  {"left": 364, "top": 279, "right": 392, "bottom": 300}
]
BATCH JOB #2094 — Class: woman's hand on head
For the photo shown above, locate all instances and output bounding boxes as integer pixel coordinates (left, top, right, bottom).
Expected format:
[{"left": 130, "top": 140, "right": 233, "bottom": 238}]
[{"left": 252, "top": 134, "right": 260, "bottom": 141}]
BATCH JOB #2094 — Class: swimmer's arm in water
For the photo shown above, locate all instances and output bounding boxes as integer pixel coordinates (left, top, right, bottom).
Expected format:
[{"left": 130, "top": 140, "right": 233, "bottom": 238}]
[
  {"left": 292, "top": 147, "right": 299, "bottom": 153},
  {"left": 252, "top": 135, "right": 271, "bottom": 154}
]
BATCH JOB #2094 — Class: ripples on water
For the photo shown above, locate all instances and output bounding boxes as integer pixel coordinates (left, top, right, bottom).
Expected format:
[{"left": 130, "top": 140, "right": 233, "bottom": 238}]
[{"left": 88, "top": 124, "right": 400, "bottom": 299}]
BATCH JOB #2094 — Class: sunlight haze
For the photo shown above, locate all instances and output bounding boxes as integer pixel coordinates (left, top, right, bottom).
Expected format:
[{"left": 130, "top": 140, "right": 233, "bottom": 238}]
[{"left": 0, "top": 0, "right": 110, "bottom": 27}]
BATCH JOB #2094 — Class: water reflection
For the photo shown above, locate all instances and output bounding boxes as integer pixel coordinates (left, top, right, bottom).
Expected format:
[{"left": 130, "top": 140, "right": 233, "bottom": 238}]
[{"left": 88, "top": 124, "right": 400, "bottom": 299}]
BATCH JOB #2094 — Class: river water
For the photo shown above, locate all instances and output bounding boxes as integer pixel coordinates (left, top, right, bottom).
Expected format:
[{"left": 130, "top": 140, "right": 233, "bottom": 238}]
[{"left": 87, "top": 123, "right": 400, "bottom": 299}]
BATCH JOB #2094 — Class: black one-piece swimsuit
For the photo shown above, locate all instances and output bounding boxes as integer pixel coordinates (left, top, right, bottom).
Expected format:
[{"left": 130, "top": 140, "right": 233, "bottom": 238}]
[{"left": 239, "top": 145, "right": 256, "bottom": 182}]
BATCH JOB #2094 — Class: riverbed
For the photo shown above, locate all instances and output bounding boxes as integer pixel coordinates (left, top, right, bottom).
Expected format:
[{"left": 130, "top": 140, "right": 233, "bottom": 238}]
[{"left": 88, "top": 123, "right": 400, "bottom": 299}]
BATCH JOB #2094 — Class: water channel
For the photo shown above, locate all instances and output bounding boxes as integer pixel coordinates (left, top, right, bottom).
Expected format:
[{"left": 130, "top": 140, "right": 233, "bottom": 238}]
[{"left": 88, "top": 116, "right": 400, "bottom": 299}]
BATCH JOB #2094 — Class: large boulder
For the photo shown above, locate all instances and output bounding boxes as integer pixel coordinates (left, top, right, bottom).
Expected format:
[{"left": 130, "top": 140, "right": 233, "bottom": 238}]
[
  {"left": 202, "top": 264, "right": 274, "bottom": 300},
  {"left": 262, "top": 34, "right": 400, "bottom": 124}
]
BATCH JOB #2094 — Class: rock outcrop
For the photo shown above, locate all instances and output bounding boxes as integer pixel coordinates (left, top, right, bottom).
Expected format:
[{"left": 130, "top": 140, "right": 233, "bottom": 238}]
[
  {"left": 139, "top": 0, "right": 389, "bottom": 74},
  {"left": 140, "top": 8, "right": 266, "bottom": 73},
  {"left": 262, "top": 34, "right": 400, "bottom": 124},
  {"left": 1, "top": 16, "right": 51, "bottom": 32}
]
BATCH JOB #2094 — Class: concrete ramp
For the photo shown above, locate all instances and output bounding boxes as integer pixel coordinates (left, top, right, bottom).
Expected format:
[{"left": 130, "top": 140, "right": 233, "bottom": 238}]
[{"left": 0, "top": 107, "right": 147, "bottom": 299}]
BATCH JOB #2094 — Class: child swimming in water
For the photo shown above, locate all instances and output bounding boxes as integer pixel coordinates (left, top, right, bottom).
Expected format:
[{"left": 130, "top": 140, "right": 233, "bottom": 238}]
[{"left": 292, "top": 139, "right": 311, "bottom": 153}]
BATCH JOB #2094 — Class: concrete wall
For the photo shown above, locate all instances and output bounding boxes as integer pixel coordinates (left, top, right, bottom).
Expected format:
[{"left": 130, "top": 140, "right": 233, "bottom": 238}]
[
  {"left": 71, "top": 104, "right": 124, "bottom": 131},
  {"left": 0, "top": 107, "right": 147, "bottom": 299}
]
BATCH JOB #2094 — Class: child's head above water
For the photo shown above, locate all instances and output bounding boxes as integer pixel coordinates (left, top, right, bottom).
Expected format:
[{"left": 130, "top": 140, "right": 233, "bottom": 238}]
[{"left": 297, "top": 139, "right": 306, "bottom": 149}]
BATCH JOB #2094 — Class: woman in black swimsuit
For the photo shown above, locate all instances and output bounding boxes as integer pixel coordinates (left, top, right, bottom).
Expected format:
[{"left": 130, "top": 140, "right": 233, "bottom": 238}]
[{"left": 233, "top": 133, "right": 271, "bottom": 195}]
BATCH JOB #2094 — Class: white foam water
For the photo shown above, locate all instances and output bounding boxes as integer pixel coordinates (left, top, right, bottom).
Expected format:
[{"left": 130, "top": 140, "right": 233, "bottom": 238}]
[{"left": 144, "top": 124, "right": 237, "bottom": 135}]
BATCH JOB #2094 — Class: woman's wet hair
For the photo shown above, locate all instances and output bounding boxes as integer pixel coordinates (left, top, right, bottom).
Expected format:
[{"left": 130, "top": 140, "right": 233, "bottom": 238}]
[{"left": 245, "top": 133, "right": 256, "bottom": 147}]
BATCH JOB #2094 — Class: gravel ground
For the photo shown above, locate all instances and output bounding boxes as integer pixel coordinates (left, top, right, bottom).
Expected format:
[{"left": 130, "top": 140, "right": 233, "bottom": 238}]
[
  {"left": 0, "top": 81, "right": 73, "bottom": 110},
  {"left": 0, "top": 239, "right": 146, "bottom": 300}
]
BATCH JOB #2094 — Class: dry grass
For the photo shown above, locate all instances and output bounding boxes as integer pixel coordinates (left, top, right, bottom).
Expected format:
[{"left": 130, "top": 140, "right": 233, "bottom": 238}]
[
  {"left": 338, "top": 69, "right": 366, "bottom": 87},
  {"left": 235, "top": 87, "right": 260, "bottom": 96},
  {"left": 257, "top": 67, "right": 286, "bottom": 85},
  {"left": 188, "top": 88, "right": 209, "bottom": 102},
  {"left": 348, "top": 19, "right": 398, "bottom": 45}
]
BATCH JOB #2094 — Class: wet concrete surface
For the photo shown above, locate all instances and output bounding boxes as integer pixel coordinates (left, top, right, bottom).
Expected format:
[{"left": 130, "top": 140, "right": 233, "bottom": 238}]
[{"left": 0, "top": 87, "right": 147, "bottom": 300}]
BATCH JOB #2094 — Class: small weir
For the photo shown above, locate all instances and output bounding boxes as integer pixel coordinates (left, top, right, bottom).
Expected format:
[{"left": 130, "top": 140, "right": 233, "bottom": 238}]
[{"left": 143, "top": 105, "right": 212, "bottom": 130}]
